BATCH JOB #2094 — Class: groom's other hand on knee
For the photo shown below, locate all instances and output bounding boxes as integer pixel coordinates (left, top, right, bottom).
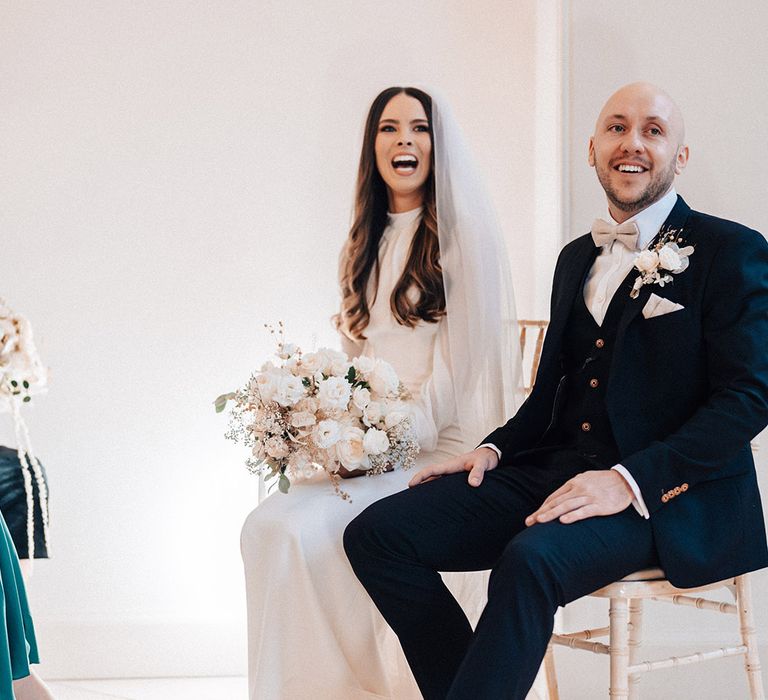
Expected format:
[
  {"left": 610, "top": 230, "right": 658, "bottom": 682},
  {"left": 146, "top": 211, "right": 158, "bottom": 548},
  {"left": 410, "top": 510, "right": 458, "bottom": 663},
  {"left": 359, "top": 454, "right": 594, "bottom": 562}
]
[
  {"left": 525, "top": 470, "right": 634, "bottom": 526},
  {"left": 408, "top": 447, "right": 500, "bottom": 488}
]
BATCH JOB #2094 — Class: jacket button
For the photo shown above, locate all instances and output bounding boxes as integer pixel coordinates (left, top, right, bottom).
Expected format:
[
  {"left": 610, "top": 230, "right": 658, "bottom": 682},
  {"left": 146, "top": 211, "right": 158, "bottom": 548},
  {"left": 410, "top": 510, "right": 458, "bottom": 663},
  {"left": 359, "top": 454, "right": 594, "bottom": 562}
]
[
  {"left": 661, "top": 494, "right": 670, "bottom": 503},
  {"left": 581, "top": 422, "right": 591, "bottom": 432},
  {"left": 595, "top": 338, "right": 605, "bottom": 348},
  {"left": 589, "top": 378, "right": 599, "bottom": 388},
  {"left": 681, "top": 483, "right": 689, "bottom": 492},
  {"left": 673, "top": 486, "right": 682, "bottom": 496}
]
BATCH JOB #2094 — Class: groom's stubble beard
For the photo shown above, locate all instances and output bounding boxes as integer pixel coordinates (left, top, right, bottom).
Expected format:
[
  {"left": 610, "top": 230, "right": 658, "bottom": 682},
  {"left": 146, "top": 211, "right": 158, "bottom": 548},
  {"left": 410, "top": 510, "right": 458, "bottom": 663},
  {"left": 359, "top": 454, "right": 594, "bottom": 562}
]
[{"left": 596, "top": 153, "right": 678, "bottom": 214}]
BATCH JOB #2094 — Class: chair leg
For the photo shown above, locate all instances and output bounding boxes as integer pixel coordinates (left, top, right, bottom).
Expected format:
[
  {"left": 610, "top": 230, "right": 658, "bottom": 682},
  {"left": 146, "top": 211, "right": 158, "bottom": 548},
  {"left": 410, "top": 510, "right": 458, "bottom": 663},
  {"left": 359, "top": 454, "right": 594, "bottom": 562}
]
[
  {"left": 736, "top": 575, "right": 765, "bottom": 700},
  {"left": 543, "top": 642, "right": 560, "bottom": 700},
  {"left": 628, "top": 599, "right": 643, "bottom": 700},
  {"left": 609, "top": 596, "right": 630, "bottom": 699}
]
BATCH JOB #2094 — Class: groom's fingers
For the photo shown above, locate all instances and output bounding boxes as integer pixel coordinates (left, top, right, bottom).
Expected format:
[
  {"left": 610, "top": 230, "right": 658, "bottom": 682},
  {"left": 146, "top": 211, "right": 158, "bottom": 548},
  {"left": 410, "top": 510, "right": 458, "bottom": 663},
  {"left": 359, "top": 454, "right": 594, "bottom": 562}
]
[{"left": 408, "top": 457, "right": 462, "bottom": 487}]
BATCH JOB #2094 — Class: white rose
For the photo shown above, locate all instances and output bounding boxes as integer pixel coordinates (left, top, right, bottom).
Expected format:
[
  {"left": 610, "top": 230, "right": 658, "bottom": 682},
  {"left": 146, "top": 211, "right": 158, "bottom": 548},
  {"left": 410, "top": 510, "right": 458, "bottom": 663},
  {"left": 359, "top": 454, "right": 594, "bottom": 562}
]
[
  {"left": 363, "top": 427, "right": 390, "bottom": 455},
  {"left": 316, "top": 348, "right": 350, "bottom": 376},
  {"left": 264, "top": 436, "right": 290, "bottom": 459},
  {"left": 0, "top": 318, "right": 20, "bottom": 357},
  {"left": 658, "top": 244, "right": 682, "bottom": 272},
  {"left": 635, "top": 250, "right": 659, "bottom": 273},
  {"left": 363, "top": 400, "right": 385, "bottom": 427},
  {"left": 290, "top": 410, "right": 317, "bottom": 429},
  {"left": 384, "top": 410, "right": 409, "bottom": 429},
  {"left": 317, "top": 376, "right": 352, "bottom": 411},
  {"left": 368, "top": 359, "right": 400, "bottom": 396},
  {"left": 351, "top": 386, "right": 371, "bottom": 411},
  {"left": 274, "top": 374, "right": 306, "bottom": 407},
  {"left": 313, "top": 419, "right": 342, "bottom": 449},
  {"left": 250, "top": 372, "right": 277, "bottom": 403},
  {"left": 336, "top": 425, "right": 369, "bottom": 470},
  {"left": 352, "top": 355, "right": 376, "bottom": 377},
  {"left": 298, "top": 352, "right": 323, "bottom": 376}
]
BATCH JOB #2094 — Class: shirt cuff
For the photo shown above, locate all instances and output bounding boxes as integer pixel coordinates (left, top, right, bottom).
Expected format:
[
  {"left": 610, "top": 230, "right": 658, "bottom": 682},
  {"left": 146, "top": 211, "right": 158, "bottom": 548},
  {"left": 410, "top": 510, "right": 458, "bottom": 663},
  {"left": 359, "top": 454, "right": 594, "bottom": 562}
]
[
  {"left": 612, "top": 464, "right": 650, "bottom": 519},
  {"left": 478, "top": 443, "right": 502, "bottom": 461}
]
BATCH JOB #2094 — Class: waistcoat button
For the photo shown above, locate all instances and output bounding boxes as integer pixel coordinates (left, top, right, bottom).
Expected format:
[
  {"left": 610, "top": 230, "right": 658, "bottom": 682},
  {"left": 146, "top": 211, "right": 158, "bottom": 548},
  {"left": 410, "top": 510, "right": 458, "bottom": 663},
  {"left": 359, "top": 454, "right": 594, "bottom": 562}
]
[
  {"left": 581, "top": 422, "right": 592, "bottom": 432},
  {"left": 589, "top": 378, "right": 599, "bottom": 388},
  {"left": 595, "top": 338, "right": 605, "bottom": 348}
]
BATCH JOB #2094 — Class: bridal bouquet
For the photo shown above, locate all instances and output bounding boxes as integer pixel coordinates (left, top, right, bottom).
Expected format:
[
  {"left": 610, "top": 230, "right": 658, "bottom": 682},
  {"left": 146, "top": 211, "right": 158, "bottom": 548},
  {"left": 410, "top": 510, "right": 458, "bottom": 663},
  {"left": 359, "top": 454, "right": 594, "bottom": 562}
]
[
  {"left": 216, "top": 325, "right": 420, "bottom": 499},
  {"left": 0, "top": 298, "right": 48, "bottom": 411},
  {"left": 0, "top": 297, "right": 50, "bottom": 559}
]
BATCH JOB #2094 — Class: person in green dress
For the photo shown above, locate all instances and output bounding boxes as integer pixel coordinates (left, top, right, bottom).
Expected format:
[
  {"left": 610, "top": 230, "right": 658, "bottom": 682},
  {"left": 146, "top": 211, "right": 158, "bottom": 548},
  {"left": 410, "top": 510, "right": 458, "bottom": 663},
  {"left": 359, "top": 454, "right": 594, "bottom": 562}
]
[{"left": 0, "top": 512, "right": 53, "bottom": 700}]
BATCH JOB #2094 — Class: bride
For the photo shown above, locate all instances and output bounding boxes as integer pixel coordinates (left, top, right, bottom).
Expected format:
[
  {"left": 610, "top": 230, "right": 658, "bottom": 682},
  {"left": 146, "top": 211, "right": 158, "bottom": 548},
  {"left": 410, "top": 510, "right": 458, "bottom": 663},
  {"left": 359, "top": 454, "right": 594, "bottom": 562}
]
[{"left": 241, "top": 86, "right": 538, "bottom": 699}]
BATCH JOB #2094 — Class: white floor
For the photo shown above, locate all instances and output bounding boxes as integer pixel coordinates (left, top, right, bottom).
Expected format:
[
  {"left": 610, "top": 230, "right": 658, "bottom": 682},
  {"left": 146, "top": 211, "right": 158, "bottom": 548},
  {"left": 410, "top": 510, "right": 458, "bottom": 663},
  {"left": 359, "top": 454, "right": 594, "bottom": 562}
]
[{"left": 46, "top": 677, "right": 247, "bottom": 700}]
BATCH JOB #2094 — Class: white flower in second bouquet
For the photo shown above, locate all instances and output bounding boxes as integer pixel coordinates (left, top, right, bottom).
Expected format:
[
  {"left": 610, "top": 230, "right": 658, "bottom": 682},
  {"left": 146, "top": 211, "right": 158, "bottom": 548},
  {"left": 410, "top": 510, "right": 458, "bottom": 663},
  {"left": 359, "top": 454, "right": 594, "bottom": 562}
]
[
  {"left": 368, "top": 359, "right": 400, "bottom": 396},
  {"left": 336, "top": 425, "right": 369, "bottom": 470},
  {"left": 318, "top": 376, "right": 352, "bottom": 411},
  {"left": 658, "top": 244, "right": 682, "bottom": 271},
  {"left": 351, "top": 386, "right": 371, "bottom": 411},
  {"left": 313, "top": 419, "right": 342, "bottom": 449},
  {"left": 352, "top": 355, "right": 376, "bottom": 377},
  {"left": 635, "top": 250, "right": 659, "bottom": 273},
  {"left": 274, "top": 374, "right": 306, "bottom": 407},
  {"left": 363, "top": 427, "right": 390, "bottom": 455}
]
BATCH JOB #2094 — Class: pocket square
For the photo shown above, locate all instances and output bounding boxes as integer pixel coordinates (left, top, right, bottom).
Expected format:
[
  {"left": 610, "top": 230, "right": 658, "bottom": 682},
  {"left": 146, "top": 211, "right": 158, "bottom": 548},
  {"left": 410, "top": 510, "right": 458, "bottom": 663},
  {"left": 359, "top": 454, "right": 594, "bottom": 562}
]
[{"left": 642, "top": 293, "right": 685, "bottom": 319}]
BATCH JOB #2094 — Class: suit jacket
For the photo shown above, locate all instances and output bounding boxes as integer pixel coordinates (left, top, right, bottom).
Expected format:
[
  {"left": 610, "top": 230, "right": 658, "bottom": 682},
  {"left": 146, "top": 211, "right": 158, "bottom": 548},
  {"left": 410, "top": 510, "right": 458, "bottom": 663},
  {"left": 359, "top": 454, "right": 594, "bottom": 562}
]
[{"left": 484, "top": 196, "right": 768, "bottom": 588}]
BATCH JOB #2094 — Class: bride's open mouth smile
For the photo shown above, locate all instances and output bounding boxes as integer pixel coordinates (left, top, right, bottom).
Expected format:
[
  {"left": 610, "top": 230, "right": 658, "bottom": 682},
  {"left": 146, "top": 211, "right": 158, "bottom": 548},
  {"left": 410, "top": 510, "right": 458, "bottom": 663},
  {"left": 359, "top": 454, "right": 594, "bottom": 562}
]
[{"left": 391, "top": 153, "right": 419, "bottom": 176}]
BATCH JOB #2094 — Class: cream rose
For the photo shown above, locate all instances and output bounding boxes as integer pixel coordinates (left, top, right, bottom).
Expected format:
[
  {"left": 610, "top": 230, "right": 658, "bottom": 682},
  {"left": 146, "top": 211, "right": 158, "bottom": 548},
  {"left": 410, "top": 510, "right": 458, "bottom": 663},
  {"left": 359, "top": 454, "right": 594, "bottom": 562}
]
[
  {"left": 351, "top": 386, "right": 371, "bottom": 411},
  {"left": 658, "top": 244, "right": 682, "bottom": 271},
  {"left": 635, "top": 250, "right": 659, "bottom": 273},
  {"left": 336, "top": 425, "right": 369, "bottom": 470},
  {"left": 317, "top": 376, "right": 352, "bottom": 412},
  {"left": 368, "top": 359, "right": 400, "bottom": 395},
  {"left": 352, "top": 355, "right": 376, "bottom": 377},
  {"left": 363, "top": 427, "right": 390, "bottom": 455},
  {"left": 363, "top": 400, "right": 385, "bottom": 427}
]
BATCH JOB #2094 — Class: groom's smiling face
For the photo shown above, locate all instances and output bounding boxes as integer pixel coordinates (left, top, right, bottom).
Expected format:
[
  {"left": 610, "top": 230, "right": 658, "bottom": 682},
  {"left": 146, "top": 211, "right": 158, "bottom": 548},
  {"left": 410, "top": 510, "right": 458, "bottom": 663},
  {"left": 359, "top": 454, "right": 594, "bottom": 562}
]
[{"left": 588, "top": 83, "right": 689, "bottom": 222}]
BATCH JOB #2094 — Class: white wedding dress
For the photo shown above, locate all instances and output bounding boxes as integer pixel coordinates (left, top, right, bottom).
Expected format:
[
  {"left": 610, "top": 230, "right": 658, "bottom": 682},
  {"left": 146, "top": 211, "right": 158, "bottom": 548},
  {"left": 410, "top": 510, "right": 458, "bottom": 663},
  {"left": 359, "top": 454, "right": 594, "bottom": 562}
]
[{"left": 241, "top": 208, "right": 547, "bottom": 699}]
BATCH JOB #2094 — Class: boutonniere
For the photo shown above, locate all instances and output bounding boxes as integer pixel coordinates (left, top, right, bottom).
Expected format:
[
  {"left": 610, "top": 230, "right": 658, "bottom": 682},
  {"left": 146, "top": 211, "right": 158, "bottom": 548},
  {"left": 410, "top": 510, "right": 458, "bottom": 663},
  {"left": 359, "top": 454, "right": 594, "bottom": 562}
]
[{"left": 631, "top": 228, "right": 694, "bottom": 299}]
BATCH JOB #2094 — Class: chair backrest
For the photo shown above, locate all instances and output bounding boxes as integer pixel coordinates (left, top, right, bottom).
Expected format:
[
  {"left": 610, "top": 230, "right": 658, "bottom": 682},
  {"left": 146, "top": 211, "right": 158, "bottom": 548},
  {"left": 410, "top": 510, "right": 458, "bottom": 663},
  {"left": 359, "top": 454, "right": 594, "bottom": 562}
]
[{"left": 518, "top": 320, "right": 548, "bottom": 396}]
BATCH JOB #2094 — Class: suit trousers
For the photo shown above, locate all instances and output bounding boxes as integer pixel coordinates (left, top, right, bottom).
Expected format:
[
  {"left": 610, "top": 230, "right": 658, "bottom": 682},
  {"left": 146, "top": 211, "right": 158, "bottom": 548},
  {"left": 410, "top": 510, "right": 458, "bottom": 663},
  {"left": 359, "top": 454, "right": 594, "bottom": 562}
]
[{"left": 343, "top": 460, "right": 659, "bottom": 700}]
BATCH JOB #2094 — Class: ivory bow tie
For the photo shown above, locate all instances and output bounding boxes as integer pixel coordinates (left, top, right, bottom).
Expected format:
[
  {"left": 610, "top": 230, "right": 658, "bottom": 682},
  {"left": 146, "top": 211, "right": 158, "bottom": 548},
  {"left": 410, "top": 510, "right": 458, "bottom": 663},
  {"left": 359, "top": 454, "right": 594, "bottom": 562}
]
[{"left": 591, "top": 219, "right": 640, "bottom": 249}]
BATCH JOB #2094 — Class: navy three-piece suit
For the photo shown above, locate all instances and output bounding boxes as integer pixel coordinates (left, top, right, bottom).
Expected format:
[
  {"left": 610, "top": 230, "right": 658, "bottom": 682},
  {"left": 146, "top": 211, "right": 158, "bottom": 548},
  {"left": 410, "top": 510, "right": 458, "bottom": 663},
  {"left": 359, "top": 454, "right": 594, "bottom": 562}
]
[{"left": 344, "top": 196, "right": 768, "bottom": 699}]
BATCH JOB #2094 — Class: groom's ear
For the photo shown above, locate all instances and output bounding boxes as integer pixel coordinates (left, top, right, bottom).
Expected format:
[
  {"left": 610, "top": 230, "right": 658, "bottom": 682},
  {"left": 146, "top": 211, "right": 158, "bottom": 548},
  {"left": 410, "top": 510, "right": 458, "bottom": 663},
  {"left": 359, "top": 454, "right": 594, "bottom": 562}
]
[{"left": 588, "top": 137, "right": 596, "bottom": 167}]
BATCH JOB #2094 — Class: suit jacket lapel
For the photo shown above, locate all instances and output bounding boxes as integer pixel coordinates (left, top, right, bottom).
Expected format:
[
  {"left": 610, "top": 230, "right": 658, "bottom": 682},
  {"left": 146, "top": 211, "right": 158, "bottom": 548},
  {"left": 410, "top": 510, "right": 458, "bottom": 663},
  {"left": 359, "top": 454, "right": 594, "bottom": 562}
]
[
  {"left": 547, "top": 236, "right": 600, "bottom": 349},
  {"left": 616, "top": 195, "right": 694, "bottom": 337}
]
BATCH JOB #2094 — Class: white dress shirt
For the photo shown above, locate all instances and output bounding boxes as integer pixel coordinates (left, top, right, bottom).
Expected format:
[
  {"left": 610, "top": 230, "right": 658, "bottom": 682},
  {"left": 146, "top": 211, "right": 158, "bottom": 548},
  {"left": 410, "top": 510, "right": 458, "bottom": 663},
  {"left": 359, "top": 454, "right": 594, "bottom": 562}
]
[{"left": 482, "top": 188, "right": 679, "bottom": 519}]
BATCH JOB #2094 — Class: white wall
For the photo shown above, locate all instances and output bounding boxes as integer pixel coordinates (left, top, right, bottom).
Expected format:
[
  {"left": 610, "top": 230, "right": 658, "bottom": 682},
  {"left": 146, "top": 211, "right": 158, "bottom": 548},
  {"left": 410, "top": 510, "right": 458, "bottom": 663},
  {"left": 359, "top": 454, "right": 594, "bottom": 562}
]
[
  {"left": 0, "top": 0, "right": 557, "bottom": 678},
  {"left": 563, "top": 1, "right": 768, "bottom": 687}
]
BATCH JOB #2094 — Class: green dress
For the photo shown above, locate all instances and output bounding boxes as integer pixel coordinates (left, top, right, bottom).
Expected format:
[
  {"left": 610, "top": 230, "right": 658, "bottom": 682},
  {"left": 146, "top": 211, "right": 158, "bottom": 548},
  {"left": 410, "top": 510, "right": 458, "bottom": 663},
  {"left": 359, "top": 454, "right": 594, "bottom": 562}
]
[{"left": 0, "top": 512, "right": 38, "bottom": 700}]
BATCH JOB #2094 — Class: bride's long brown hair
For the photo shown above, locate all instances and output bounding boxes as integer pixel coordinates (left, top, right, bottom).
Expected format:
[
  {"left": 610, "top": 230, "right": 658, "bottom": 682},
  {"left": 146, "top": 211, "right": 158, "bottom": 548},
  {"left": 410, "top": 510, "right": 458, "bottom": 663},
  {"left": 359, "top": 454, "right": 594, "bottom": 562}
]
[{"left": 337, "top": 87, "right": 445, "bottom": 341}]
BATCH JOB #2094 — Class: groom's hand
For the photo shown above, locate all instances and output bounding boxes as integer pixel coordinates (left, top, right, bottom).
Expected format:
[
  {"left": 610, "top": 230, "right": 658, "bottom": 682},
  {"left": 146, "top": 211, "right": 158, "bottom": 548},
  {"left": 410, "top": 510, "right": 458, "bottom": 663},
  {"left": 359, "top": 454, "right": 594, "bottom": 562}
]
[
  {"left": 525, "top": 470, "right": 633, "bottom": 526},
  {"left": 408, "top": 447, "right": 499, "bottom": 488}
]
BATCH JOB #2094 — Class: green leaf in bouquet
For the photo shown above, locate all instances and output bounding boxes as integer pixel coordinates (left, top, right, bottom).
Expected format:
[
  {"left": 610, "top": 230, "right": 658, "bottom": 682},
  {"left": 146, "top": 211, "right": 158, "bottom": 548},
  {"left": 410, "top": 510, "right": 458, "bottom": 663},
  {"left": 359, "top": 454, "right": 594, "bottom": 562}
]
[
  {"left": 278, "top": 473, "right": 291, "bottom": 494},
  {"left": 346, "top": 366, "right": 357, "bottom": 384},
  {"left": 22, "top": 380, "right": 29, "bottom": 389},
  {"left": 214, "top": 392, "right": 235, "bottom": 413},
  {"left": 23, "top": 396, "right": 31, "bottom": 402},
  {"left": 302, "top": 377, "right": 311, "bottom": 388}
]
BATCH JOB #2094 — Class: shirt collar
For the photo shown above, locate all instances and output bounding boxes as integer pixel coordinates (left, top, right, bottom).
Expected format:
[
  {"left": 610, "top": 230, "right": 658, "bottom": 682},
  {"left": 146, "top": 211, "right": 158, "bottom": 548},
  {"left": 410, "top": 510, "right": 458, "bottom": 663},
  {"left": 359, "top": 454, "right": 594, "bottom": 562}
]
[{"left": 607, "top": 187, "right": 677, "bottom": 250}]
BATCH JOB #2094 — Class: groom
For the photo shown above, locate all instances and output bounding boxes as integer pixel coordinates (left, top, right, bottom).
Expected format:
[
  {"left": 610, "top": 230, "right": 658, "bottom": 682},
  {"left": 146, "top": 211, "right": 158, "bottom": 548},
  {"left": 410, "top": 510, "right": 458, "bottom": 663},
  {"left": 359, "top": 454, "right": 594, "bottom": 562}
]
[{"left": 343, "top": 82, "right": 768, "bottom": 699}]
